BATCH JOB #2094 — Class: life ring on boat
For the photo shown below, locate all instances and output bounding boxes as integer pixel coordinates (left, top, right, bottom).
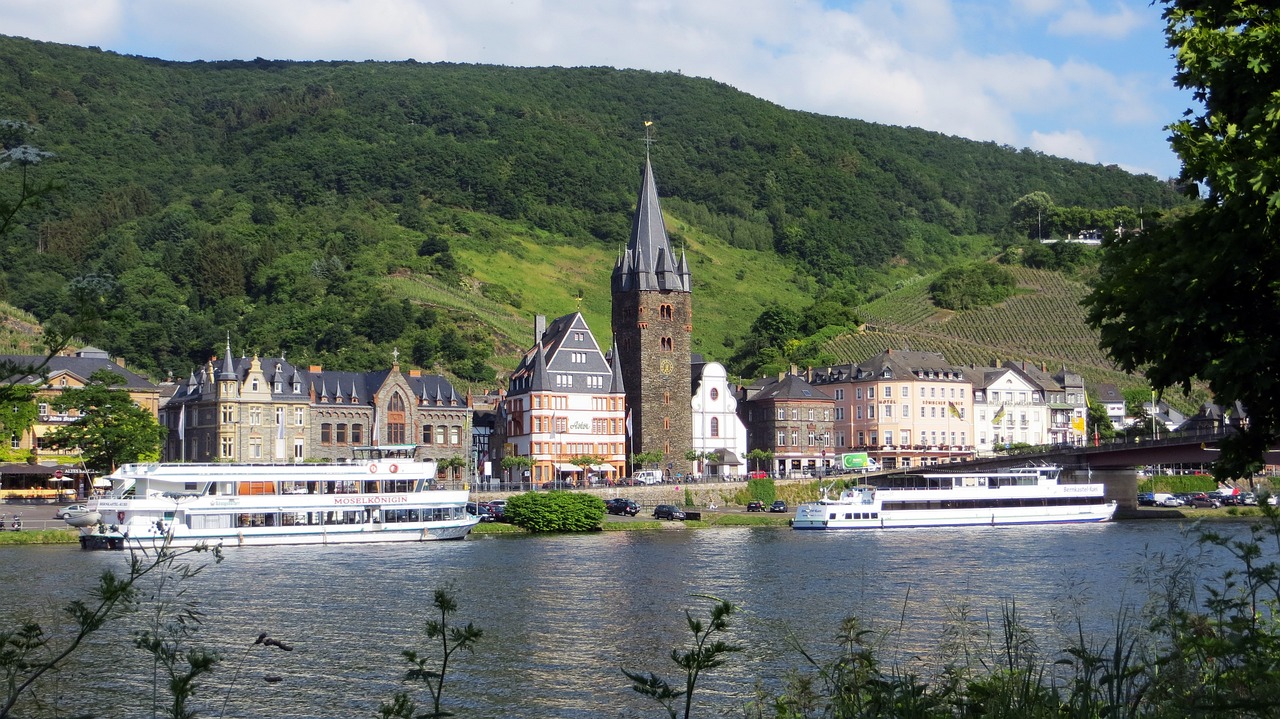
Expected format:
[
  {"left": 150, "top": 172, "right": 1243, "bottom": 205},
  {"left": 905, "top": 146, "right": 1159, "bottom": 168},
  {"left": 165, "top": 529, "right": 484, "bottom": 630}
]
[
  {"left": 389, "top": 464, "right": 399, "bottom": 474},
  {"left": 369, "top": 464, "right": 379, "bottom": 473}
]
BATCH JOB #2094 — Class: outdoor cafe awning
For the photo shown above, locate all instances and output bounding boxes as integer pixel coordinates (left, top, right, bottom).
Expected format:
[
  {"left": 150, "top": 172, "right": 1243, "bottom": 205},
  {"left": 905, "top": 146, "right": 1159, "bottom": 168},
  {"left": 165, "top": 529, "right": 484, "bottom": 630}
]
[{"left": 0, "top": 463, "right": 58, "bottom": 476}]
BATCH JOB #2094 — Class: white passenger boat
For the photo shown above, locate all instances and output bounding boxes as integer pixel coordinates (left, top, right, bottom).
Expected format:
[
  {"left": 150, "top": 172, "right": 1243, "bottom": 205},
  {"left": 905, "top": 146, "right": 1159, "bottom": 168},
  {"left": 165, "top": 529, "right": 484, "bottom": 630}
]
[
  {"left": 73, "top": 445, "right": 480, "bottom": 549},
  {"left": 791, "top": 464, "right": 1116, "bottom": 530}
]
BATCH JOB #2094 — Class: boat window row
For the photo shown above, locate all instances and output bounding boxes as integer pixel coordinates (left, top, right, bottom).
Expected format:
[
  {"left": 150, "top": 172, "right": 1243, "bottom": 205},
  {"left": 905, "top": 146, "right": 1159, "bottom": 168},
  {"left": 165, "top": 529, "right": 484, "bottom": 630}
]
[
  {"left": 881, "top": 497, "right": 1107, "bottom": 511},
  {"left": 208, "top": 479, "right": 423, "bottom": 496},
  {"left": 873, "top": 474, "right": 1045, "bottom": 490},
  {"left": 829, "top": 512, "right": 879, "bottom": 520},
  {"left": 187, "top": 505, "right": 466, "bottom": 530}
]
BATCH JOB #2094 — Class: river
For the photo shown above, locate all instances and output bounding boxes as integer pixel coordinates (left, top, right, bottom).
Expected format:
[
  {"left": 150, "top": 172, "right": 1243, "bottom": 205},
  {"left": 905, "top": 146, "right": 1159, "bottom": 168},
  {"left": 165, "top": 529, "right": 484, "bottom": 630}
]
[{"left": 0, "top": 520, "right": 1246, "bottom": 718}]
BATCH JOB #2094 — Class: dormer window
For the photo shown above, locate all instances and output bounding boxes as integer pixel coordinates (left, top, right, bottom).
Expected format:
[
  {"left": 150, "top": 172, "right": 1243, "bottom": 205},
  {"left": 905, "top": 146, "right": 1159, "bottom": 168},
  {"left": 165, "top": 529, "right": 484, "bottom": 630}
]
[
  {"left": 251, "top": 378, "right": 259, "bottom": 391},
  {"left": 292, "top": 381, "right": 301, "bottom": 393}
]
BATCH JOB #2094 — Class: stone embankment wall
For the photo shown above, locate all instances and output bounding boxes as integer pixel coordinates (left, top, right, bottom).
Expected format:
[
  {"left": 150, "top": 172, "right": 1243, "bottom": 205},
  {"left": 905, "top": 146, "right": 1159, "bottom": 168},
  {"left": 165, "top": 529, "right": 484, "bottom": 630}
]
[{"left": 474, "top": 479, "right": 811, "bottom": 509}]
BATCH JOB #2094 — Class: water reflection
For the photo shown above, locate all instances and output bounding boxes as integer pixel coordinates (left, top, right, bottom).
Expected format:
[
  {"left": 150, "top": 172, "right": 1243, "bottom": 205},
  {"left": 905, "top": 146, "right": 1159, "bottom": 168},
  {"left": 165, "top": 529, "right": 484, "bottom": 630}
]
[{"left": 0, "top": 521, "right": 1227, "bottom": 718}]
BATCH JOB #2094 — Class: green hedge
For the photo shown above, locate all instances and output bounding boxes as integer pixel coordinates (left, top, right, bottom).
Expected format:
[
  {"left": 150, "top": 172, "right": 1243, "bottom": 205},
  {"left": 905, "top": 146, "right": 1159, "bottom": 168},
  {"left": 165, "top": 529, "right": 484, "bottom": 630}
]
[
  {"left": 504, "top": 491, "right": 605, "bottom": 532},
  {"left": 1138, "top": 475, "right": 1217, "bottom": 494}
]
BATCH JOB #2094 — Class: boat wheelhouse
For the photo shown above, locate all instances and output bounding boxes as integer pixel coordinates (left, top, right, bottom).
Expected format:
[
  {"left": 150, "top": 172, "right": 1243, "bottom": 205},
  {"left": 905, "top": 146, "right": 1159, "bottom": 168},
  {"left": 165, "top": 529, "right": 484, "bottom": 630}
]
[
  {"left": 74, "top": 445, "right": 479, "bottom": 549},
  {"left": 791, "top": 464, "right": 1115, "bottom": 530}
]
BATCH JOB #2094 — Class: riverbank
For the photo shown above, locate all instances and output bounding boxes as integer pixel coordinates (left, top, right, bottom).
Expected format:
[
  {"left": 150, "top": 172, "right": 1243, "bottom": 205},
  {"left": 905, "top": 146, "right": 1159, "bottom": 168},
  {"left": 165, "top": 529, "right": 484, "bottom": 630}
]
[{"left": 2, "top": 505, "right": 1261, "bottom": 546}]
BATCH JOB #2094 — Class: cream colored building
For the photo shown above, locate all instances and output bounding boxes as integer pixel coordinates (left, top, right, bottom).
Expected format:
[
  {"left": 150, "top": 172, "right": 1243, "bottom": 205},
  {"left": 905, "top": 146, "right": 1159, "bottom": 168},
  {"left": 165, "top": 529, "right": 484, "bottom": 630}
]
[{"left": 810, "top": 349, "right": 973, "bottom": 469}]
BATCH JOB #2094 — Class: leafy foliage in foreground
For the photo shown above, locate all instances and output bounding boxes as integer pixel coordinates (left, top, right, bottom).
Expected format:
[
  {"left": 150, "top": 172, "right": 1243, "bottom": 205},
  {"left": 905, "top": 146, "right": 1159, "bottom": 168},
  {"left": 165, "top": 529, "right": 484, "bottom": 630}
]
[
  {"left": 504, "top": 490, "right": 605, "bottom": 532},
  {"left": 1084, "top": 0, "right": 1280, "bottom": 478}
]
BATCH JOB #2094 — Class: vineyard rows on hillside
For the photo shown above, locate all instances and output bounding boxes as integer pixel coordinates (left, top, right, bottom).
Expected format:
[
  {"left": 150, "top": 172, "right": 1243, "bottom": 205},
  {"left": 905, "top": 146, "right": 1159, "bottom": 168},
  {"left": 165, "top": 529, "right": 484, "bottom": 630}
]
[{"left": 829, "top": 267, "right": 1209, "bottom": 414}]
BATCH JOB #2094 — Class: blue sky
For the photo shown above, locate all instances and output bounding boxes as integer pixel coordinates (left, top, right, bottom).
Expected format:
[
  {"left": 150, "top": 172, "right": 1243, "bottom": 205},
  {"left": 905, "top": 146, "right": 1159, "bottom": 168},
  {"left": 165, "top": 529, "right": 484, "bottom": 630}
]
[{"left": 3, "top": 0, "right": 1190, "bottom": 180}]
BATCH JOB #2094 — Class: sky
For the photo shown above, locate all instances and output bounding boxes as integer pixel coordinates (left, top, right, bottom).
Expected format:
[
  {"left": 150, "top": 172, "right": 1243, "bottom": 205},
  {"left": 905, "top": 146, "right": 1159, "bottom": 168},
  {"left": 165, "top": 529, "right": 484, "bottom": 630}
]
[{"left": 3, "top": 0, "right": 1191, "bottom": 180}]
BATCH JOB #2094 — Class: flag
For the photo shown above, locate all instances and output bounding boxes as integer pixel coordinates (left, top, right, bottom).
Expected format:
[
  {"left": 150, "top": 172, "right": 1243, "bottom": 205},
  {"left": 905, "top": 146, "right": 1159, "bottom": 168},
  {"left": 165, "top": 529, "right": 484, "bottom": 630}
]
[
  {"left": 177, "top": 405, "right": 185, "bottom": 441},
  {"left": 947, "top": 401, "right": 961, "bottom": 419},
  {"left": 625, "top": 408, "right": 633, "bottom": 437},
  {"left": 643, "top": 120, "right": 653, "bottom": 127},
  {"left": 991, "top": 405, "right": 1006, "bottom": 425}
]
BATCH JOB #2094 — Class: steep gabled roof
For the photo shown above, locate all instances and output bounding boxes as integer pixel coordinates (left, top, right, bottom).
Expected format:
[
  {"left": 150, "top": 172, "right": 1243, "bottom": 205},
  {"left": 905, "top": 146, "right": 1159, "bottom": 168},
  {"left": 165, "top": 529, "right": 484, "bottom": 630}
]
[{"left": 612, "top": 157, "right": 691, "bottom": 294}]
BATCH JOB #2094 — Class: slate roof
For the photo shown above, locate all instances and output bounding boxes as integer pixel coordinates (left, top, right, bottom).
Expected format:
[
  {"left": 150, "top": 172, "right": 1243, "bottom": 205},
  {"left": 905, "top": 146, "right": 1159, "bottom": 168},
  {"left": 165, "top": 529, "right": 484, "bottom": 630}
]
[
  {"left": 611, "top": 157, "right": 691, "bottom": 294},
  {"left": 0, "top": 350, "right": 155, "bottom": 390},
  {"left": 811, "top": 349, "right": 965, "bottom": 384},
  {"left": 166, "top": 355, "right": 462, "bottom": 409},
  {"left": 746, "top": 374, "right": 832, "bottom": 403},
  {"left": 507, "top": 312, "right": 622, "bottom": 396}
]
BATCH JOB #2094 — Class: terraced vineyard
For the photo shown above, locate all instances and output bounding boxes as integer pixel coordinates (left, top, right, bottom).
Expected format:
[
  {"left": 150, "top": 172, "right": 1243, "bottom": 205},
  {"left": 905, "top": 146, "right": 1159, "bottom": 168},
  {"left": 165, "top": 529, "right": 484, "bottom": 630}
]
[{"left": 828, "top": 267, "right": 1207, "bottom": 411}]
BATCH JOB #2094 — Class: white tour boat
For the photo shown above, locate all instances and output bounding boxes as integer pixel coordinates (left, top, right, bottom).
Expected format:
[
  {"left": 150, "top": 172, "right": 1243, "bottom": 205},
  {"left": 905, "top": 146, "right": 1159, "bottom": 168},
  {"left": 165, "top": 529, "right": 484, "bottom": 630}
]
[
  {"left": 791, "top": 464, "right": 1116, "bottom": 530},
  {"left": 72, "top": 445, "right": 480, "bottom": 549}
]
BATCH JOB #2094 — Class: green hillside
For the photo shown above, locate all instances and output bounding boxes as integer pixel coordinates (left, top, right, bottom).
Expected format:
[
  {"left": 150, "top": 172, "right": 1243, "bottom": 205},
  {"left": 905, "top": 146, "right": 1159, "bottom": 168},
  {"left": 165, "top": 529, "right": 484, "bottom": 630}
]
[{"left": 0, "top": 35, "right": 1185, "bottom": 384}]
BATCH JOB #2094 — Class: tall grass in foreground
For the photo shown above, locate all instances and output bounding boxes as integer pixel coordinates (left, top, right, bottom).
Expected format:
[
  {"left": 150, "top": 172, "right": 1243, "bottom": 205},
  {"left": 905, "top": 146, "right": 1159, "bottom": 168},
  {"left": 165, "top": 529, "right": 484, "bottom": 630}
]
[{"left": 737, "top": 500, "right": 1280, "bottom": 719}]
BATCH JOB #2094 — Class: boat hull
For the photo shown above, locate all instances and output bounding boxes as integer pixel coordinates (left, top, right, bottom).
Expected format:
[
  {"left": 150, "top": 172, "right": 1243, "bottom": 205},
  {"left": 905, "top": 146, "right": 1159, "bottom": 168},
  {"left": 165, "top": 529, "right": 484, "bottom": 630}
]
[
  {"left": 791, "top": 503, "right": 1116, "bottom": 530},
  {"left": 792, "top": 465, "right": 1117, "bottom": 531},
  {"left": 80, "top": 516, "right": 481, "bottom": 550}
]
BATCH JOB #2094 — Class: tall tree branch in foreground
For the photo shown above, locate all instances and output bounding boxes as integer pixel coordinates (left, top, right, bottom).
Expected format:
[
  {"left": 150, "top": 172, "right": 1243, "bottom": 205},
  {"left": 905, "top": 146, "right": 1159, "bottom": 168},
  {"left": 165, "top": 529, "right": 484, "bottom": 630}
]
[{"left": 1084, "top": 1, "right": 1280, "bottom": 478}]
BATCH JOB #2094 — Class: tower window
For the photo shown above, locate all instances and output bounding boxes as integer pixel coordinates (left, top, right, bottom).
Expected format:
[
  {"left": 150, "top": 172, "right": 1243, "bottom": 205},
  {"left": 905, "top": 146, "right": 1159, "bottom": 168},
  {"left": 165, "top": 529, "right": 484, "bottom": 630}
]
[
  {"left": 661, "top": 337, "right": 673, "bottom": 352},
  {"left": 660, "top": 304, "right": 673, "bottom": 320}
]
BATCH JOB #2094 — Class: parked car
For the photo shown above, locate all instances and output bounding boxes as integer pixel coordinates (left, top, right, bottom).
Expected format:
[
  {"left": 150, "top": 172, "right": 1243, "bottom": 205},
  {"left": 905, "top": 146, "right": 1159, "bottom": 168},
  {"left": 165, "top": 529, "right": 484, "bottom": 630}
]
[
  {"left": 769, "top": 500, "right": 788, "bottom": 513},
  {"left": 605, "top": 498, "right": 640, "bottom": 516},
  {"left": 746, "top": 501, "right": 765, "bottom": 512},
  {"left": 466, "top": 502, "right": 495, "bottom": 521},
  {"left": 485, "top": 500, "right": 507, "bottom": 521},
  {"left": 653, "top": 504, "right": 686, "bottom": 521},
  {"left": 1137, "top": 492, "right": 1157, "bottom": 507},
  {"left": 1184, "top": 494, "right": 1221, "bottom": 509},
  {"left": 54, "top": 504, "right": 88, "bottom": 519}
]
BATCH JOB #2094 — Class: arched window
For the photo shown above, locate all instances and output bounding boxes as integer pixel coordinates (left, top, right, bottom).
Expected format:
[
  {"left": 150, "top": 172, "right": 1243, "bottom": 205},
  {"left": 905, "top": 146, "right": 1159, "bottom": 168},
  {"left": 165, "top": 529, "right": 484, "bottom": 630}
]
[
  {"left": 387, "top": 393, "right": 406, "bottom": 444},
  {"left": 661, "top": 337, "right": 673, "bottom": 352},
  {"left": 710, "top": 417, "right": 720, "bottom": 437}
]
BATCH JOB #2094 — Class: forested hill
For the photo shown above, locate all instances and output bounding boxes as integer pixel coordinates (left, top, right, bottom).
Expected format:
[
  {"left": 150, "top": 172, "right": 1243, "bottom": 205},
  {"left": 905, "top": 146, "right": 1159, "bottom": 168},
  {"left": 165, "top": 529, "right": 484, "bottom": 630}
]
[{"left": 0, "top": 35, "right": 1182, "bottom": 382}]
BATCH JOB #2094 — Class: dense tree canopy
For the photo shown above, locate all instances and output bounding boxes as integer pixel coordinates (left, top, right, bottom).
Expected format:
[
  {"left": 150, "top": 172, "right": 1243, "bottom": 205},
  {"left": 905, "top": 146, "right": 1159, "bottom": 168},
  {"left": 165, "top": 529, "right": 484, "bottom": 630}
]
[
  {"left": 1085, "top": 0, "right": 1280, "bottom": 477},
  {"left": 929, "top": 264, "right": 1017, "bottom": 310},
  {"left": 0, "top": 35, "right": 1185, "bottom": 383}
]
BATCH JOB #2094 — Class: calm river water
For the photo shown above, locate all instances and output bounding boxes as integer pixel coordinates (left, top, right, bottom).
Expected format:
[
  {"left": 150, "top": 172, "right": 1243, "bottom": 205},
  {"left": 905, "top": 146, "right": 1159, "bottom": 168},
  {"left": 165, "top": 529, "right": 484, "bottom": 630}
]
[{"left": 0, "top": 520, "right": 1248, "bottom": 718}]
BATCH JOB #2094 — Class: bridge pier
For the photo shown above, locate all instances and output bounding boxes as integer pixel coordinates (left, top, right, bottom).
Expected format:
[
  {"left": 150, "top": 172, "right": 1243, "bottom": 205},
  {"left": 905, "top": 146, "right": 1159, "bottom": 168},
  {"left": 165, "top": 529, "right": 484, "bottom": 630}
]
[{"left": 1063, "top": 468, "right": 1138, "bottom": 511}]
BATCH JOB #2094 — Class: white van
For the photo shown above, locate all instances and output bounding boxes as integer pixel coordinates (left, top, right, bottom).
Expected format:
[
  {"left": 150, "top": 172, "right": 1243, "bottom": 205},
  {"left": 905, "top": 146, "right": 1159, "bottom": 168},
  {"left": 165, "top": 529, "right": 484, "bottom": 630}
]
[{"left": 632, "top": 470, "right": 664, "bottom": 485}]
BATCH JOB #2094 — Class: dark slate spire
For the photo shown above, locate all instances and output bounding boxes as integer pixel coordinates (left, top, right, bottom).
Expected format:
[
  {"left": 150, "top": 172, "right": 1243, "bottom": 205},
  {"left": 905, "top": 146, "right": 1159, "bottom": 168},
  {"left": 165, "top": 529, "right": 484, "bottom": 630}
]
[
  {"left": 612, "top": 156, "right": 691, "bottom": 294},
  {"left": 217, "top": 339, "right": 237, "bottom": 381},
  {"left": 607, "top": 338, "right": 626, "bottom": 394},
  {"left": 529, "top": 343, "right": 549, "bottom": 392}
]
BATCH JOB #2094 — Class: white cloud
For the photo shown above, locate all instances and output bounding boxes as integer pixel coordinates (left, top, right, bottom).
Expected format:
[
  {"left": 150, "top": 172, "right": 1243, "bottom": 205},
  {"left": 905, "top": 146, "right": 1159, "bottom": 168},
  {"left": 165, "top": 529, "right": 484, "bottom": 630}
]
[
  {"left": 1047, "top": 2, "right": 1143, "bottom": 39},
  {"left": 1029, "top": 129, "right": 1098, "bottom": 163},
  {"left": 0, "top": 0, "right": 124, "bottom": 47}
]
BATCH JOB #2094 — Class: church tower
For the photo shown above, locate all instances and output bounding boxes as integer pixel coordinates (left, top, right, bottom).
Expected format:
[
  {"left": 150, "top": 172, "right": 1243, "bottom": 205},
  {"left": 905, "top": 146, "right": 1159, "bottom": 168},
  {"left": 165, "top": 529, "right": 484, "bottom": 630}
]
[{"left": 611, "top": 148, "right": 693, "bottom": 477}]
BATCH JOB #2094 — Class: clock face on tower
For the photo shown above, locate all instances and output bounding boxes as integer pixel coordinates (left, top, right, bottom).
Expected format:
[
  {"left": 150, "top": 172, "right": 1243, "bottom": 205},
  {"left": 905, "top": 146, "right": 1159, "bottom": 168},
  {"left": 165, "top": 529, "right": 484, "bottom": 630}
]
[{"left": 659, "top": 359, "right": 673, "bottom": 376}]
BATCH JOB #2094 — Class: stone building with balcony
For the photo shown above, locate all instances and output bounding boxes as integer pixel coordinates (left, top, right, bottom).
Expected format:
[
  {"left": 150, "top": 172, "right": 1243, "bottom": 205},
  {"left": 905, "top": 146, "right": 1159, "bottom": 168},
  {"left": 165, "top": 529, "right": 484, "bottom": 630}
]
[{"left": 972, "top": 361, "right": 1086, "bottom": 453}]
